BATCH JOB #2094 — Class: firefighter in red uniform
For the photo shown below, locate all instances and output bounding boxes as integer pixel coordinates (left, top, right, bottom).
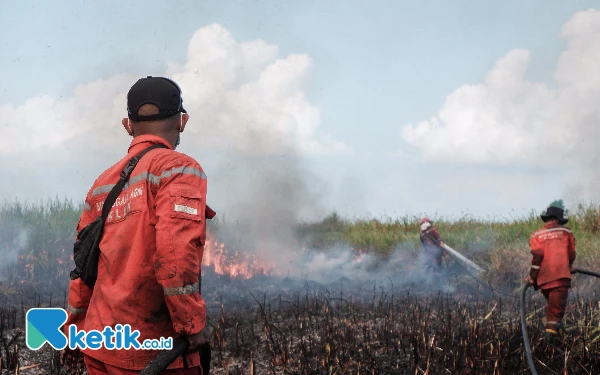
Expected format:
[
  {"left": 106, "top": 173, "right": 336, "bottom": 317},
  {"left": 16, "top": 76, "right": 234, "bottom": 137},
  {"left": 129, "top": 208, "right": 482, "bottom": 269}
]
[
  {"left": 419, "top": 218, "right": 445, "bottom": 276},
  {"left": 61, "top": 76, "right": 213, "bottom": 374},
  {"left": 525, "top": 201, "right": 576, "bottom": 340}
]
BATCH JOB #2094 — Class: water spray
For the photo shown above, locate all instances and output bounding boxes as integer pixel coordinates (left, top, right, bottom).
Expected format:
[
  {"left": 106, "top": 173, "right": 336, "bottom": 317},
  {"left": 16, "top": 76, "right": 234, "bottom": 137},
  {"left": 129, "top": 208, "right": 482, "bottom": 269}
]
[{"left": 441, "top": 243, "right": 484, "bottom": 275}]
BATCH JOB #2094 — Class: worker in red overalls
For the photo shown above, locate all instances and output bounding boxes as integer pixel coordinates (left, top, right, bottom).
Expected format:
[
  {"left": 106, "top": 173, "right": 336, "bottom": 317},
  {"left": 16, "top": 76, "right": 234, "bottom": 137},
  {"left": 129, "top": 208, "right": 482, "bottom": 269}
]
[
  {"left": 419, "top": 218, "right": 446, "bottom": 280},
  {"left": 525, "top": 201, "right": 576, "bottom": 341},
  {"left": 61, "top": 76, "right": 215, "bottom": 374}
]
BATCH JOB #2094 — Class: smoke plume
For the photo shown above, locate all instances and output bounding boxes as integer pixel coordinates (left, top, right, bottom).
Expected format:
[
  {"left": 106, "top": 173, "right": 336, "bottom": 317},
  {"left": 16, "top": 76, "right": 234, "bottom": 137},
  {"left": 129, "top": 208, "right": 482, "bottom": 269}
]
[
  {"left": 0, "top": 24, "right": 352, "bottom": 285},
  {"left": 0, "top": 219, "right": 31, "bottom": 282}
]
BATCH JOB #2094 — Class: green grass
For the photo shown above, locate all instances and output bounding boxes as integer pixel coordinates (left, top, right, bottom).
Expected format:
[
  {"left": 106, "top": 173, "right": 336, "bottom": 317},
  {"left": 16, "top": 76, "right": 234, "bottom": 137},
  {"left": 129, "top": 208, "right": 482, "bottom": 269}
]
[
  {"left": 296, "top": 206, "right": 600, "bottom": 289},
  {"left": 301, "top": 207, "right": 599, "bottom": 258},
  {"left": 1, "top": 198, "right": 599, "bottom": 289}
]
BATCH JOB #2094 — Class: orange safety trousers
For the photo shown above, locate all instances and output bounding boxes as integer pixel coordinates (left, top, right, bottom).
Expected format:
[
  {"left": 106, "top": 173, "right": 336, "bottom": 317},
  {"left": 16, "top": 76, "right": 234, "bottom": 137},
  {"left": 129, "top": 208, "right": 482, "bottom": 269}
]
[{"left": 542, "top": 286, "right": 569, "bottom": 331}]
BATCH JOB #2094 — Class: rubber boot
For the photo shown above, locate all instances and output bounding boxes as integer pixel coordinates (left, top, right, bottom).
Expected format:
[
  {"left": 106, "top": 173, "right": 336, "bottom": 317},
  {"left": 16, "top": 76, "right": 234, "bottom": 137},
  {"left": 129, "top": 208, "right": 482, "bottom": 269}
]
[
  {"left": 556, "top": 321, "right": 567, "bottom": 340},
  {"left": 544, "top": 328, "right": 562, "bottom": 348}
]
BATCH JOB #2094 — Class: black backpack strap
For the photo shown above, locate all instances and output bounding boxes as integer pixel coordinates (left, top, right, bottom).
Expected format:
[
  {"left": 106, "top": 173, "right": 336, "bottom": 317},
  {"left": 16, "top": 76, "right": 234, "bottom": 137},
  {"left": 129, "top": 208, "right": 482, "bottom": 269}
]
[{"left": 101, "top": 143, "right": 168, "bottom": 221}]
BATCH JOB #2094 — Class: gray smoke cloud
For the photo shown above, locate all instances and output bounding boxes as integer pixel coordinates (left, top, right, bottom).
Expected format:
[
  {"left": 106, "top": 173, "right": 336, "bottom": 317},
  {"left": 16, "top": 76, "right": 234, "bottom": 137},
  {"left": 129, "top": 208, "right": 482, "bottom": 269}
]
[
  {"left": 204, "top": 151, "right": 329, "bottom": 274},
  {"left": 0, "top": 24, "right": 351, "bottom": 286},
  {"left": 0, "top": 219, "right": 31, "bottom": 282},
  {"left": 200, "top": 239, "right": 497, "bottom": 310},
  {"left": 0, "top": 23, "right": 351, "bottom": 201}
]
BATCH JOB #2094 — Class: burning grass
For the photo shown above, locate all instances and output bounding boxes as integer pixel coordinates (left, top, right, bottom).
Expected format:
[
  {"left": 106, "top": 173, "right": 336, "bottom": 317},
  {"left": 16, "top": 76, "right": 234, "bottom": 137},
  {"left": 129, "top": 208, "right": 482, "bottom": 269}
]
[
  {"left": 2, "top": 198, "right": 600, "bottom": 285},
  {"left": 0, "top": 199, "right": 77, "bottom": 295},
  {"left": 0, "top": 198, "right": 600, "bottom": 373}
]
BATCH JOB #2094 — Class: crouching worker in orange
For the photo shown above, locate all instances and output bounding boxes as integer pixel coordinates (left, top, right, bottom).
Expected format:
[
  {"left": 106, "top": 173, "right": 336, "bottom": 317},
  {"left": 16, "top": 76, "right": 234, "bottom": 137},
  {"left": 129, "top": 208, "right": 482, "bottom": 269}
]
[
  {"left": 61, "top": 76, "right": 215, "bottom": 374},
  {"left": 525, "top": 201, "right": 576, "bottom": 340}
]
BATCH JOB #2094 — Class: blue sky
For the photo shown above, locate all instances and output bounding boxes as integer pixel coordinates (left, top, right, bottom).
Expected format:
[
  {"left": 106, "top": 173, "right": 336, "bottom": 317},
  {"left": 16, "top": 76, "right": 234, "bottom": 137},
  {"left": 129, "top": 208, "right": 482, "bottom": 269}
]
[{"left": 1, "top": 1, "right": 598, "bottom": 220}]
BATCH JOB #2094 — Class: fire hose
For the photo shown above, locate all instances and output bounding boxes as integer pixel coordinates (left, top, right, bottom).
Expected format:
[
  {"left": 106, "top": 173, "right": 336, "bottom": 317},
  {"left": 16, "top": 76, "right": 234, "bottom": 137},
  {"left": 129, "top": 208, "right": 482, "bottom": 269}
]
[
  {"left": 138, "top": 337, "right": 189, "bottom": 375},
  {"left": 520, "top": 268, "right": 600, "bottom": 375},
  {"left": 138, "top": 338, "right": 212, "bottom": 375},
  {"left": 140, "top": 273, "right": 212, "bottom": 375}
]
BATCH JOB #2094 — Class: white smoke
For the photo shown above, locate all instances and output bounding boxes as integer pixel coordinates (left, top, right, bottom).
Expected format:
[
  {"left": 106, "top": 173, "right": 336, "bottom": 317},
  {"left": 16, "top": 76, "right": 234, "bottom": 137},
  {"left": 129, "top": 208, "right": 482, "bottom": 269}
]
[
  {"left": 0, "top": 220, "right": 31, "bottom": 282},
  {"left": 0, "top": 24, "right": 351, "bottom": 202},
  {"left": 0, "top": 24, "right": 354, "bottom": 290}
]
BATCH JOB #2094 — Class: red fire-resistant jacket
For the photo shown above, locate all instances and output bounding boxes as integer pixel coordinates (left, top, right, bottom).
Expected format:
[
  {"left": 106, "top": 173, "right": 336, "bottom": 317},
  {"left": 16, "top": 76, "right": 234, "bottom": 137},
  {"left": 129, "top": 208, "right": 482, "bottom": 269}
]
[
  {"left": 529, "top": 222, "right": 576, "bottom": 290},
  {"left": 420, "top": 227, "right": 443, "bottom": 251},
  {"left": 64, "top": 135, "right": 212, "bottom": 370}
]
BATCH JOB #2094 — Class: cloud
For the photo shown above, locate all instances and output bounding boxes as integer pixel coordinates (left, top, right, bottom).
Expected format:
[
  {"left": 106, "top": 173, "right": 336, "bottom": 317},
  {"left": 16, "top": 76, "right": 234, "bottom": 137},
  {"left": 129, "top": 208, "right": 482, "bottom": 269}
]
[
  {"left": 399, "top": 9, "right": 600, "bottom": 171},
  {"left": 169, "top": 24, "right": 351, "bottom": 157},
  {"left": 0, "top": 24, "right": 350, "bottom": 161}
]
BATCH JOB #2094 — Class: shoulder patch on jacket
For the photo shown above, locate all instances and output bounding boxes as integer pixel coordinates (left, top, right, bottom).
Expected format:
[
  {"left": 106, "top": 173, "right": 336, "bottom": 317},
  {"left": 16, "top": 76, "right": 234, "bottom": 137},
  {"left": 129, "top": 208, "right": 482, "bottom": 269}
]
[
  {"left": 174, "top": 204, "right": 198, "bottom": 216},
  {"left": 169, "top": 184, "right": 203, "bottom": 222}
]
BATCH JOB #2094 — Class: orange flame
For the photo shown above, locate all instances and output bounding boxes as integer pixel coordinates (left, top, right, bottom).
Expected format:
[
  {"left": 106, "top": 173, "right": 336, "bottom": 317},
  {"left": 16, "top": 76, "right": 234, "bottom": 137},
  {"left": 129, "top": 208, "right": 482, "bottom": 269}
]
[{"left": 202, "top": 232, "right": 278, "bottom": 279}]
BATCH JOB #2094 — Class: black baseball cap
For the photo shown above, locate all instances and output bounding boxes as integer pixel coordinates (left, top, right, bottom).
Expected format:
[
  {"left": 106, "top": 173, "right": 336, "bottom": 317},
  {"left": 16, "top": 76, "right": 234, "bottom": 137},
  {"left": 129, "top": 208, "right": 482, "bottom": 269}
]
[{"left": 127, "top": 76, "right": 187, "bottom": 121}]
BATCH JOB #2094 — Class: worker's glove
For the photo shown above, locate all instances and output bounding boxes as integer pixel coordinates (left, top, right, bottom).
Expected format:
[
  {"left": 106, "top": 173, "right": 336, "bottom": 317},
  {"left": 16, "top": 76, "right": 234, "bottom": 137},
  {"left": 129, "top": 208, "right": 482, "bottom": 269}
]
[
  {"left": 185, "top": 326, "right": 211, "bottom": 354},
  {"left": 60, "top": 347, "right": 85, "bottom": 375},
  {"left": 524, "top": 276, "right": 539, "bottom": 290}
]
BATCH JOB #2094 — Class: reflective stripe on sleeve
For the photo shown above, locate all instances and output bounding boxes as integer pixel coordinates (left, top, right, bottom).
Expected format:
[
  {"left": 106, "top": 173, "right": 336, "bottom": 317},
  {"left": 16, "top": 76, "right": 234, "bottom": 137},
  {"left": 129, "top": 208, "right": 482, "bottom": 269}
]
[
  {"left": 155, "top": 166, "right": 207, "bottom": 181},
  {"left": 92, "top": 167, "right": 206, "bottom": 197},
  {"left": 67, "top": 304, "right": 88, "bottom": 315},
  {"left": 163, "top": 283, "right": 200, "bottom": 296},
  {"left": 530, "top": 265, "right": 540, "bottom": 269}
]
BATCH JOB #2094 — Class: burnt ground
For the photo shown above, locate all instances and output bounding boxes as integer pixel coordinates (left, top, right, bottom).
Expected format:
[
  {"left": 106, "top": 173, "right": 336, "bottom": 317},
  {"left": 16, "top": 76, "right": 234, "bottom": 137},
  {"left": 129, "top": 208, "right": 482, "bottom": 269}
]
[{"left": 1, "top": 272, "right": 600, "bottom": 375}]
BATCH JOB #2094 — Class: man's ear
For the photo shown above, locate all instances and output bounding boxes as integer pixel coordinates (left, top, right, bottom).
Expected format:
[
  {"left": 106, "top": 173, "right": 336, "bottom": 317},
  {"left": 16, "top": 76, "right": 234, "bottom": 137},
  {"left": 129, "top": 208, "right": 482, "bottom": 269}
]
[
  {"left": 122, "top": 118, "right": 134, "bottom": 136},
  {"left": 180, "top": 113, "right": 189, "bottom": 133}
]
